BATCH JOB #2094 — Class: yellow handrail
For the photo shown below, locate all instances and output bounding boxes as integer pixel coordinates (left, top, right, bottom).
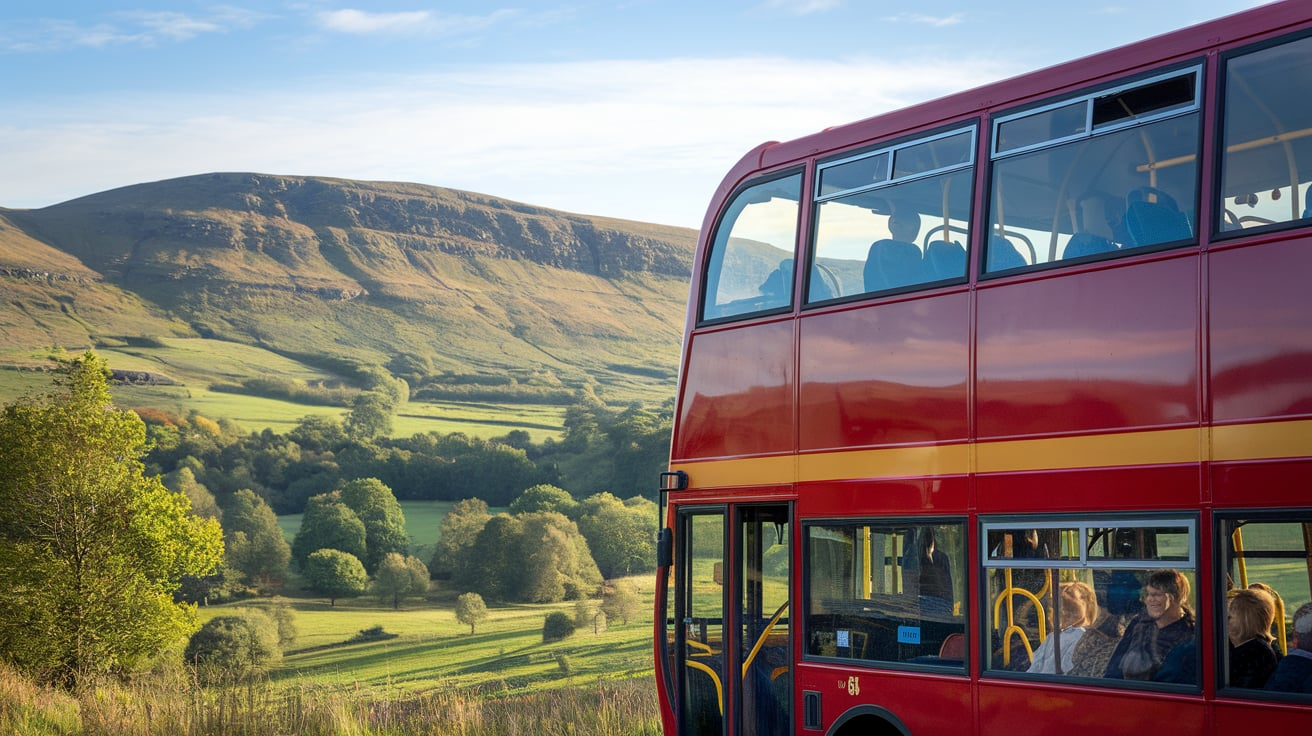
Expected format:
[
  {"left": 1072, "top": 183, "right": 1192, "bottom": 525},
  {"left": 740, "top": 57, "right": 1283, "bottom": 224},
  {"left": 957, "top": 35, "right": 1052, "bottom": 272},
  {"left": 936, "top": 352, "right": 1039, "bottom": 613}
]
[
  {"left": 685, "top": 659, "right": 723, "bottom": 716},
  {"left": 742, "top": 601, "right": 789, "bottom": 678}
]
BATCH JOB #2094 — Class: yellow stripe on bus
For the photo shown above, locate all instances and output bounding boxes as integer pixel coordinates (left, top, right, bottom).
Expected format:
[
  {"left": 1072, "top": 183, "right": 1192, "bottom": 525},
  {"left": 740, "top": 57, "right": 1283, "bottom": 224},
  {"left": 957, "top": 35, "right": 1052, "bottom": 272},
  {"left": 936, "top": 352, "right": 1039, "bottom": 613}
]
[{"left": 670, "top": 419, "right": 1312, "bottom": 488}]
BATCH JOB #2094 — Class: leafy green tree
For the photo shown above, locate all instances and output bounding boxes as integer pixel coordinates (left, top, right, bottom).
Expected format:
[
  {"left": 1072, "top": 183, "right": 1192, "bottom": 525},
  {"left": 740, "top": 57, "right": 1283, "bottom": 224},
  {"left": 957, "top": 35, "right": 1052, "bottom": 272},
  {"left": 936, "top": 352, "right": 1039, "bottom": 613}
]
[
  {"left": 542, "top": 611, "right": 576, "bottom": 642},
  {"left": 460, "top": 511, "right": 601, "bottom": 603},
  {"left": 600, "top": 580, "right": 642, "bottom": 625},
  {"left": 510, "top": 484, "right": 578, "bottom": 517},
  {"left": 291, "top": 492, "right": 366, "bottom": 569},
  {"left": 225, "top": 488, "right": 292, "bottom": 590},
  {"left": 339, "top": 477, "right": 409, "bottom": 571},
  {"left": 303, "top": 549, "right": 368, "bottom": 606},
  {"left": 458, "top": 515, "right": 524, "bottom": 600},
  {"left": 184, "top": 610, "right": 281, "bottom": 683},
  {"left": 165, "top": 466, "right": 223, "bottom": 522},
  {"left": 0, "top": 352, "right": 224, "bottom": 687},
  {"left": 371, "top": 552, "right": 429, "bottom": 609},
  {"left": 454, "top": 592, "right": 488, "bottom": 634},
  {"left": 430, "top": 498, "right": 490, "bottom": 580},
  {"left": 576, "top": 492, "right": 656, "bottom": 578},
  {"left": 345, "top": 390, "right": 395, "bottom": 440}
]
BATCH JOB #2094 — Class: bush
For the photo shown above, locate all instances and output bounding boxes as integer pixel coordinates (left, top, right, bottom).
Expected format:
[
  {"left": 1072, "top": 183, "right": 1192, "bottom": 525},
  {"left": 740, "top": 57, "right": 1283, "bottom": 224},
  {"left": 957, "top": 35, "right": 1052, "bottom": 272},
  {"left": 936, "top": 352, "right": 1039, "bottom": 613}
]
[
  {"left": 542, "top": 611, "right": 576, "bottom": 642},
  {"left": 184, "top": 610, "right": 282, "bottom": 683},
  {"left": 347, "top": 625, "right": 397, "bottom": 643}
]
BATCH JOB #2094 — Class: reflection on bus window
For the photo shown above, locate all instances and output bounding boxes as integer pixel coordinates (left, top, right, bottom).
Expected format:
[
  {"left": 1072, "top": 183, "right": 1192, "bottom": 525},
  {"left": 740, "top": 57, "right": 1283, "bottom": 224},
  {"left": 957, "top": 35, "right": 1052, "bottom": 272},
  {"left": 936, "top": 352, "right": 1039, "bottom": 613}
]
[
  {"left": 982, "top": 521, "right": 1198, "bottom": 687},
  {"left": 1219, "top": 514, "right": 1312, "bottom": 695},
  {"left": 804, "top": 521, "right": 966, "bottom": 668},
  {"left": 701, "top": 173, "right": 803, "bottom": 322},
  {"left": 987, "top": 69, "right": 1200, "bottom": 272},
  {"left": 1218, "top": 35, "right": 1312, "bottom": 233},
  {"left": 809, "top": 128, "right": 975, "bottom": 302}
]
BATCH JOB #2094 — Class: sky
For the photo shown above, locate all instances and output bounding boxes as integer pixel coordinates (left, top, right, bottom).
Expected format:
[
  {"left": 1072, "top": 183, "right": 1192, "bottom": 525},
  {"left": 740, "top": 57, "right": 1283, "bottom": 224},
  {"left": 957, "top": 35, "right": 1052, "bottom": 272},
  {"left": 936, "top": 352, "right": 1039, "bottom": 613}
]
[{"left": 0, "top": 1, "right": 1270, "bottom": 229}]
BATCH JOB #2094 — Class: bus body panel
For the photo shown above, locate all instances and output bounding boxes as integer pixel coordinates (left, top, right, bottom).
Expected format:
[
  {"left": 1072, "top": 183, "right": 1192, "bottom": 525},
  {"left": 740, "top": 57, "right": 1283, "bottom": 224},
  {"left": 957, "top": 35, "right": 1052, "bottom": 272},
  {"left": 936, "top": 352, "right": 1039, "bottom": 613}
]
[
  {"left": 798, "top": 291, "right": 970, "bottom": 452},
  {"left": 978, "top": 681, "right": 1208, "bottom": 734},
  {"left": 795, "top": 662, "right": 971, "bottom": 735},
  {"left": 1209, "top": 238, "right": 1312, "bottom": 423},
  {"left": 975, "top": 465, "right": 1204, "bottom": 514},
  {"left": 1211, "top": 458, "right": 1312, "bottom": 508},
  {"left": 795, "top": 477, "right": 971, "bottom": 519},
  {"left": 673, "top": 320, "right": 795, "bottom": 462},
  {"left": 975, "top": 256, "right": 1201, "bottom": 440}
]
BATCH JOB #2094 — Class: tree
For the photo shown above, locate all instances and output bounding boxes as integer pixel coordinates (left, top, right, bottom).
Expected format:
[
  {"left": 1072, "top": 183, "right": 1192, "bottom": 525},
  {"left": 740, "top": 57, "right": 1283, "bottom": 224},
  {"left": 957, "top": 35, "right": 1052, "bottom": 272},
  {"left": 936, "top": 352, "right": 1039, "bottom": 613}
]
[
  {"left": 0, "top": 352, "right": 224, "bottom": 687},
  {"left": 165, "top": 466, "right": 222, "bottom": 522},
  {"left": 371, "top": 552, "right": 429, "bottom": 609},
  {"left": 600, "top": 580, "right": 642, "bottom": 625},
  {"left": 291, "top": 492, "right": 366, "bottom": 569},
  {"left": 576, "top": 492, "right": 656, "bottom": 578},
  {"left": 459, "top": 511, "right": 602, "bottom": 603},
  {"left": 430, "top": 498, "right": 490, "bottom": 580},
  {"left": 509, "top": 484, "right": 578, "bottom": 517},
  {"left": 339, "top": 477, "right": 409, "bottom": 572},
  {"left": 184, "top": 610, "right": 281, "bottom": 683},
  {"left": 454, "top": 592, "right": 488, "bottom": 635},
  {"left": 542, "top": 611, "right": 576, "bottom": 642},
  {"left": 225, "top": 488, "right": 292, "bottom": 590},
  {"left": 302, "top": 549, "right": 368, "bottom": 606},
  {"left": 345, "top": 390, "right": 395, "bottom": 440}
]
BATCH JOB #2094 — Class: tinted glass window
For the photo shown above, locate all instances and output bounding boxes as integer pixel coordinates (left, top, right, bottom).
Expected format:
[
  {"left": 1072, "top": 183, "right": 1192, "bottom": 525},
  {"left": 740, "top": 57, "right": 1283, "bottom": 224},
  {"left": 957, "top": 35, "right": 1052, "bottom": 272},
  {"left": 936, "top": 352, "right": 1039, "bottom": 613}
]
[
  {"left": 987, "top": 69, "right": 1200, "bottom": 273},
  {"left": 1218, "top": 514, "right": 1312, "bottom": 696},
  {"left": 805, "top": 521, "right": 967, "bottom": 668},
  {"left": 810, "top": 128, "right": 975, "bottom": 302},
  {"left": 701, "top": 173, "right": 802, "bottom": 322},
  {"left": 982, "top": 520, "right": 1198, "bottom": 686},
  {"left": 1218, "top": 35, "right": 1312, "bottom": 233}
]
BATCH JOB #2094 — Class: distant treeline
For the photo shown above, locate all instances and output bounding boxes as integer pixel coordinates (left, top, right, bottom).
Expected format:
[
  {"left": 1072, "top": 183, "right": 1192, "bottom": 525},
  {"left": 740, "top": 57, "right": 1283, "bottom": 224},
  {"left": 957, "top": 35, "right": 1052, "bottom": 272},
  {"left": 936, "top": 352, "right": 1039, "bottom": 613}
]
[{"left": 139, "top": 391, "right": 673, "bottom": 515}]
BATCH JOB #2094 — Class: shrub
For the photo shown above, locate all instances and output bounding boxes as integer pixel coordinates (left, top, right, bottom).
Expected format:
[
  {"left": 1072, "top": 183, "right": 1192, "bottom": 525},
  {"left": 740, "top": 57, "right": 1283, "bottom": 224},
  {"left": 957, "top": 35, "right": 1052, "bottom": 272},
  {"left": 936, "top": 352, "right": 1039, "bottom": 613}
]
[
  {"left": 184, "top": 610, "right": 282, "bottom": 683},
  {"left": 542, "top": 611, "right": 576, "bottom": 642}
]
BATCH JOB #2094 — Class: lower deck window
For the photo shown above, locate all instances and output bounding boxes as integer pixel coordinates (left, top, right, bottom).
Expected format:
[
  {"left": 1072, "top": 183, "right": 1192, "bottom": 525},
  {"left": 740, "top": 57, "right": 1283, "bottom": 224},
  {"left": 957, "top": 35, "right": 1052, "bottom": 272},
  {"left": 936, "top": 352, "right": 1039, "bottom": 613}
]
[
  {"left": 983, "top": 521, "right": 1198, "bottom": 686},
  {"left": 804, "top": 520, "right": 966, "bottom": 667}
]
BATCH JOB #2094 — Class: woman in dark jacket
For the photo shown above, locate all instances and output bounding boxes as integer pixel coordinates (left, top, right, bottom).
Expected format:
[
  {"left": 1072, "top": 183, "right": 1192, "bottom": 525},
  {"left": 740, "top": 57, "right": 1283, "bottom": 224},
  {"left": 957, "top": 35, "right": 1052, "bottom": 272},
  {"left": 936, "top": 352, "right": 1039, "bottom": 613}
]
[{"left": 1105, "top": 569, "right": 1196, "bottom": 681}]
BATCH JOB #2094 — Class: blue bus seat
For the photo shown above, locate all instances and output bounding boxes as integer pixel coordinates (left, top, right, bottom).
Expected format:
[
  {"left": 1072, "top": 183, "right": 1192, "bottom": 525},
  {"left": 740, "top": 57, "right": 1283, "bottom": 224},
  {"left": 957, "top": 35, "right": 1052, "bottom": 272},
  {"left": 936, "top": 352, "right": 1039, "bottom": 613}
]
[
  {"left": 924, "top": 240, "right": 967, "bottom": 280},
  {"left": 864, "top": 239, "right": 923, "bottom": 292}
]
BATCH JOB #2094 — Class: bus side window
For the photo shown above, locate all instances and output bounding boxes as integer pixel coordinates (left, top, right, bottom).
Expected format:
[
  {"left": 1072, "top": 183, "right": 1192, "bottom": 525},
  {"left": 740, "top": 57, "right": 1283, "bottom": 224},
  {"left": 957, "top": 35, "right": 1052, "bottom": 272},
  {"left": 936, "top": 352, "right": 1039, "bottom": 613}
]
[
  {"left": 700, "top": 173, "right": 803, "bottom": 322},
  {"left": 1219, "top": 514, "right": 1312, "bottom": 695},
  {"left": 982, "top": 520, "right": 1198, "bottom": 687},
  {"left": 804, "top": 521, "right": 967, "bottom": 668},
  {"left": 1217, "top": 34, "right": 1312, "bottom": 233}
]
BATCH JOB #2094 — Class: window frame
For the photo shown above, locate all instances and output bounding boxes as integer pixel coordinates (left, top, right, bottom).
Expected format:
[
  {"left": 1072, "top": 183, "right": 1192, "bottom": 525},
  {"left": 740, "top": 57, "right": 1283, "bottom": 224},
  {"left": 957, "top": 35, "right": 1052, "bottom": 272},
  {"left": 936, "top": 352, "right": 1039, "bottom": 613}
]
[
  {"left": 805, "top": 123, "right": 978, "bottom": 306},
  {"left": 1211, "top": 27, "right": 1312, "bottom": 242},
  {"left": 801, "top": 516, "right": 969, "bottom": 673},
  {"left": 698, "top": 167, "right": 806, "bottom": 326},
  {"left": 982, "top": 62, "right": 1206, "bottom": 277}
]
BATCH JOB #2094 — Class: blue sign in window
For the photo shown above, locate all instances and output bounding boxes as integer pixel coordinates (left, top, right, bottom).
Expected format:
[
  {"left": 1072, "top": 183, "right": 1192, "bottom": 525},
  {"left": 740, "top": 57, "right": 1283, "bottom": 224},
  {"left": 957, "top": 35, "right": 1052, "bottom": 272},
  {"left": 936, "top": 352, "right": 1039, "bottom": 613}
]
[{"left": 897, "top": 626, "right": 921, "bottom": 645}]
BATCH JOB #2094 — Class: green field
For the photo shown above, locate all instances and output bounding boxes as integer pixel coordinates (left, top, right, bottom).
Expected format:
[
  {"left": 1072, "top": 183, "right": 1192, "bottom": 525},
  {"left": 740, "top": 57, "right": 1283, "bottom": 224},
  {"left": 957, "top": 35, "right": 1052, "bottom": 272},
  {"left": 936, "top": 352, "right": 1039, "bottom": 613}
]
[
  {"left": 0, "top": 339, "right": 571, "bottom": 442},
  {"left": 200, "top": 575, "right": 656, "bottom": 697}
]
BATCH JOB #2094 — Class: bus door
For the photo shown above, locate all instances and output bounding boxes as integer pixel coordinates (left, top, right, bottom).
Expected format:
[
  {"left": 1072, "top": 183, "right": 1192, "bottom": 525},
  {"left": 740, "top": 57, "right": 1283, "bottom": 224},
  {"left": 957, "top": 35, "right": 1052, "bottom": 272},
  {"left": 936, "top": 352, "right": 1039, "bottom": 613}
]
[{"left": 674, "top": 504, "right": 792, "bottom": 736}]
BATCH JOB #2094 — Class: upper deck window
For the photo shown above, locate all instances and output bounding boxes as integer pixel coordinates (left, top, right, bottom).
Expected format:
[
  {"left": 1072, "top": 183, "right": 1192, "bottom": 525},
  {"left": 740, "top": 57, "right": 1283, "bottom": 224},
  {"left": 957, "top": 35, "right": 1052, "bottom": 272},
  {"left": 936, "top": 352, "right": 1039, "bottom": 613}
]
[
  {"left": 1217, "top": 33, "right": 1312, "bottom": 234},
  {"left": 808, "top": 127, "right": 976, "bottom": 303},
  {"left": 986, "top": 68, "right": 1202, "bottom": 273},
  {"left": 700, "top": 172, "right": 803, "bottom": 323}
]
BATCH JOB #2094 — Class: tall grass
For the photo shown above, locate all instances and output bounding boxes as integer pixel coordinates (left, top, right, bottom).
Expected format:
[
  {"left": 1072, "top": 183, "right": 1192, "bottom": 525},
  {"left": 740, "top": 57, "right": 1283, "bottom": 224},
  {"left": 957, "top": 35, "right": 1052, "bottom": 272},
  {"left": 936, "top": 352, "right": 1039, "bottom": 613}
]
[{"left": 0, "top": 664, "right": 660, "bottom": 736}]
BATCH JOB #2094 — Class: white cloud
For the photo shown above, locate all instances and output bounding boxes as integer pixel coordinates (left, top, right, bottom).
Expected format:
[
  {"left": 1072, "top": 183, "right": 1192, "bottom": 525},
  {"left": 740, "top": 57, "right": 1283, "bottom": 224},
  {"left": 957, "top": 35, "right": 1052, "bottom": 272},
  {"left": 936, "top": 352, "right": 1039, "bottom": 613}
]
[
  {"left": 884, "top": 12, "right": 966, "bottom": 27},
  {"left": 315, "top": 8, "right": 520, "bottom": 37},
  {"left": 0, "top": 8, "right": 264, "bottom": 51},
  {"left": 0, "top": 55, "right": 1019, "bottom": 227}
]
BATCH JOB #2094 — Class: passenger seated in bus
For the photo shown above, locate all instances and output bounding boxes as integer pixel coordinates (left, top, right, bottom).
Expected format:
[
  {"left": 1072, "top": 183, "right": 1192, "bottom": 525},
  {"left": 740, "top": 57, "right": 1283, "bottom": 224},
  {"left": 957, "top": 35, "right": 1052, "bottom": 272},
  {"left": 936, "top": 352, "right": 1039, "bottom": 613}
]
[
  {"left": 1104, "top": 569, "right": 1196, "bottom": 680},
  {"left": 864, "top": 210, "right": 923, "bottom": 291},
  {"left": 1247, "top": 581, "right": 1285, "bottom": 655},
  {"left": 1228, "top": 587, "right": 1278, "bottom": 688},
  {"left": 1265, "top": 601, "right": 1312, "bottom": 694},
  {"left": 759, "top": 259, "right": 794, "bottom": 301},
  {"left": 1063, "top": 193, "right": 1120, "bottom": 259},
  {"left": 1028, "top": 581, "right": 1097, "bottom": 675},
  {"left": 915, "top": 527, "right": 953, "bottom": 613}
]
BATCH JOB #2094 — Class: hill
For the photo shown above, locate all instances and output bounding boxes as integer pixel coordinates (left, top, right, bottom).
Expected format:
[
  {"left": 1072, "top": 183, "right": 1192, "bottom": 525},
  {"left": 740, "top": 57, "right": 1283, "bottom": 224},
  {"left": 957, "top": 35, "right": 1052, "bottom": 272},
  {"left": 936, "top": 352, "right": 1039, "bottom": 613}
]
[{"left": 0, "top": 173, "right": 697, "bottom": 429}]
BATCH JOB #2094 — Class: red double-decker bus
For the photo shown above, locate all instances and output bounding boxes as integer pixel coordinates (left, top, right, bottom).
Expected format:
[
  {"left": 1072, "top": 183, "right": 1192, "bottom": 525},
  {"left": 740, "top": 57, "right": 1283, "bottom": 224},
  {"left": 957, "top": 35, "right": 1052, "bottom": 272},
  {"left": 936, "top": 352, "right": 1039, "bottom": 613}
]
[{"left": 653, "top": 2, "right": 1312, "bottom": 734}]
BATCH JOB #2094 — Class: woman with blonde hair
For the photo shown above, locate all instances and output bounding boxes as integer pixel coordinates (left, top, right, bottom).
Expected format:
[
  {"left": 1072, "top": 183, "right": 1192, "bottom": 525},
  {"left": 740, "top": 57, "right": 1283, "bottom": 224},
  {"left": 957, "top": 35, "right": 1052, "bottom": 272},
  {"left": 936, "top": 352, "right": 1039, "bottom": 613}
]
[
  {"left": 1028, "top": 581, "right": 1098, "bottom": 674},
  {"left": 1229, "top": 587, "right": 1278, "bottom": 688}
]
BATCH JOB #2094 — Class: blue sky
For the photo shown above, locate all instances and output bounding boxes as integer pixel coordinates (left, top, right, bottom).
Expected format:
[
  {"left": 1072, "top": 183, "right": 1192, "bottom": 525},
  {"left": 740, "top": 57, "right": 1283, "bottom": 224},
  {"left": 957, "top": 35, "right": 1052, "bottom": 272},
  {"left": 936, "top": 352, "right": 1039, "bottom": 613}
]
[{"left": 0, "top": 1, "right": 1266, "bottom": 228}]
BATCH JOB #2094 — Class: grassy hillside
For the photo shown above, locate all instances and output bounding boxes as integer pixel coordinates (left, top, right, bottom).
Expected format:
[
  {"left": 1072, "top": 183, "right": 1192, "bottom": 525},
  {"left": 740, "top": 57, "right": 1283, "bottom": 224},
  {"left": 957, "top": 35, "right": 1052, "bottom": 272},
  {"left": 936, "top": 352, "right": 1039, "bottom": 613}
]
[{"left": 0, "top": 175, "right": 696, "bottom": 434}]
